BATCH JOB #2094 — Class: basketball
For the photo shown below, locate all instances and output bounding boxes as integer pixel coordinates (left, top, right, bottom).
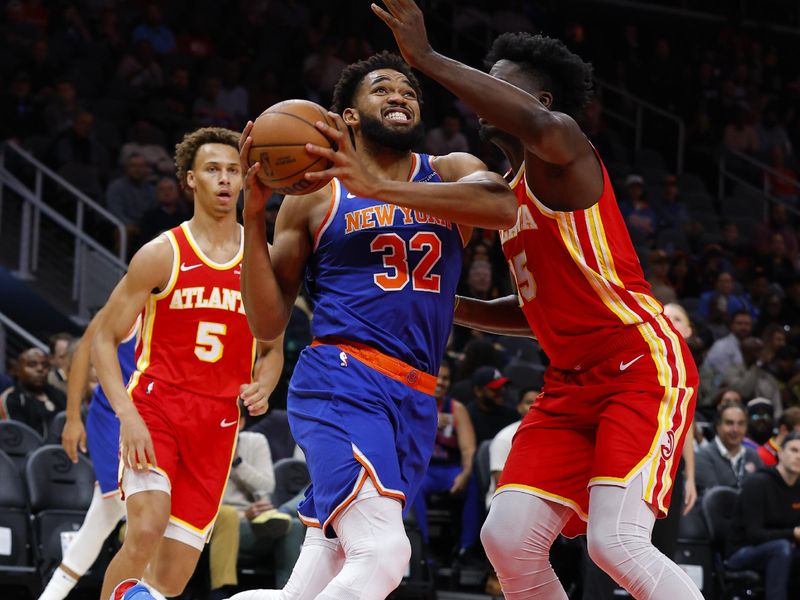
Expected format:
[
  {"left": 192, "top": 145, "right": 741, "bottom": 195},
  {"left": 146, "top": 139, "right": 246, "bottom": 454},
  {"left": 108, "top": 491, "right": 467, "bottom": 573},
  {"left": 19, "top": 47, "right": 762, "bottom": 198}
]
[{"left": 247, "top": 99, "right": 336, "bottom": 195}]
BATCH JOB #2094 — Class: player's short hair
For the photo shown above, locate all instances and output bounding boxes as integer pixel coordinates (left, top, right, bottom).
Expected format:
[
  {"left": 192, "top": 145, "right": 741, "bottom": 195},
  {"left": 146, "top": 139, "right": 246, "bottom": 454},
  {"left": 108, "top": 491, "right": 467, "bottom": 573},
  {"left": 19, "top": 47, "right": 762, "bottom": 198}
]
[
  {"left": 331, "top": 51, "right": 423, "bottom": 115},
  {"left": 714, "top": 399, "right": 747, "bottom": 426},
  {"left": 174, "top": 127, "right": 240, "bottom": 194},
  {"left": 485, "top": 32, "right": 593, "bottom": 118},
  {"left": 781, "top": 430, "right": 800, "bottom": 448},
  {"left": 48, "top": 332, "right": 73, "bottom": 354}
]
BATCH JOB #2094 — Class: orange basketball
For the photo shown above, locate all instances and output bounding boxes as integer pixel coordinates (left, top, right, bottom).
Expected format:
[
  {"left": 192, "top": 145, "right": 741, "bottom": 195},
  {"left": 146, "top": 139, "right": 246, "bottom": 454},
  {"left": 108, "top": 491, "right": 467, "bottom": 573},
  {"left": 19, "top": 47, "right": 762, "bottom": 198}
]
[{"left": 247, "top": 99, "right": 336, "bottom": 195}]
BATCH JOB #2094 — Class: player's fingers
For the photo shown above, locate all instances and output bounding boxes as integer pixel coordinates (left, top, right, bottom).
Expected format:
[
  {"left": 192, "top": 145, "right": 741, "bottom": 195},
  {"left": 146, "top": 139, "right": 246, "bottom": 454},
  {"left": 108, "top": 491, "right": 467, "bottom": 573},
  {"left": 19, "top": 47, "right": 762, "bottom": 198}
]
[
  {"left": 371, "top": 3, "right": 396, "bottom": 26},
  {"left": 79, "top": 431, "right": 87, "bottom": 454},
  {"left": 305, "top": 143, "right": 337, "bottom": 161},
  {"left": 145, "top": 440, "right": 158, "bottom": 469},
  {"left": 240, "top": 135, "right": 253, "bottom": 163},
  {"left": 239, "top": 121, "right": 253, "bottom": 150},
  {"left": 63, "top": 440, "right": 77, "bottom": 463},
  {"left": 314, "top": 120, "right": 345, "bottom": 143},
  {"left": 382, "top": 0, "right": 402, "bottom": 18},
  {"left": 245, "top": 162, "right": 261, "bottom": 186},
  {"left": 304, "top": 169, "right": 337, "bottom": 182}
]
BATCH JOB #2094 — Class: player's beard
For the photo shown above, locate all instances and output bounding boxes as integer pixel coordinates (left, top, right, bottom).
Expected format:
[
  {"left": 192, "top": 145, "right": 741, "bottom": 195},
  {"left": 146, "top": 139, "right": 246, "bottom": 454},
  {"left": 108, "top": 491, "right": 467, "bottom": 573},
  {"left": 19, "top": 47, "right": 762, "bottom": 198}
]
[{"left": 360, "top": 113, "right": 425, "bottom": 152}]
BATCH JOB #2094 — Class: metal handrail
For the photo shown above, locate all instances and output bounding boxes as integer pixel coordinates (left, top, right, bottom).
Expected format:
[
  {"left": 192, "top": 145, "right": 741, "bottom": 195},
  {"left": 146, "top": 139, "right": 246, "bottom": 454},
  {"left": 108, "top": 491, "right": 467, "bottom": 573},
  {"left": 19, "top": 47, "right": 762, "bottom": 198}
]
[
  {"left": 717, "top": 148, "right": 800, "bottom": 219},
  {"left": 0, "top": 312, "right": 48, "bottom": 352},
  {"left": 1, "top": 140, "right": 128, "bottom": 261},
  {"left": 594, "top": 78, "right": 686, "bottom": 174}
]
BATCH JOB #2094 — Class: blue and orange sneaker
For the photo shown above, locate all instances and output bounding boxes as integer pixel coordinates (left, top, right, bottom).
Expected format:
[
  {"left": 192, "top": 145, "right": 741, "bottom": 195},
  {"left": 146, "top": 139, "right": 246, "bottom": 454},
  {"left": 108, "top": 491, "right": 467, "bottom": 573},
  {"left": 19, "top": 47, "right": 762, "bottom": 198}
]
[{"left": 110, "top": 579, "right": 154, "bottom": 600}]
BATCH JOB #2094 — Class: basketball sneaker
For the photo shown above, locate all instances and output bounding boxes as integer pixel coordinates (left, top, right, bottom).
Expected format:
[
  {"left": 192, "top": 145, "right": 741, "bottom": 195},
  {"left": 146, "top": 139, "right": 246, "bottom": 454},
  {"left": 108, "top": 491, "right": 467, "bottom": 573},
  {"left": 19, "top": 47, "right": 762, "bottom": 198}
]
[
  {"left": 113, "top": 580, "right": 155, "bottom": 600},
  {"left": 250, "top": 508, "right": 292, "bottom": 538}
]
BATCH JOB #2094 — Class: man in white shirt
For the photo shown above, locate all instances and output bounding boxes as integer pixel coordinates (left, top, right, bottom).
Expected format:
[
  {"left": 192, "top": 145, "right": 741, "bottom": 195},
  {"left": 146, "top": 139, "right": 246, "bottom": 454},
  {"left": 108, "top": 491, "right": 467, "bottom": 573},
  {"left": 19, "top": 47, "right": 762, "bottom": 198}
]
[
  {"left": 703, "top": 310, "right": 753, "bottom": 383},
  {"left": 486, "top": 385, "right": 541, "bottom": 508}
]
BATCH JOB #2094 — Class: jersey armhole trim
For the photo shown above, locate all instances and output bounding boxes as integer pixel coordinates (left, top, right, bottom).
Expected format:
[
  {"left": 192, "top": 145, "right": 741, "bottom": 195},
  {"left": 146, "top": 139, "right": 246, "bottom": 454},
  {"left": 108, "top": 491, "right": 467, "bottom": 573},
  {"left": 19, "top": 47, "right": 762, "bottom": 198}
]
[
  {"left": 152, "top": 231, "right": 180, "bottom": 300},
  {"left": 313, "top": 180, "right": 341, "bottom": 251}
]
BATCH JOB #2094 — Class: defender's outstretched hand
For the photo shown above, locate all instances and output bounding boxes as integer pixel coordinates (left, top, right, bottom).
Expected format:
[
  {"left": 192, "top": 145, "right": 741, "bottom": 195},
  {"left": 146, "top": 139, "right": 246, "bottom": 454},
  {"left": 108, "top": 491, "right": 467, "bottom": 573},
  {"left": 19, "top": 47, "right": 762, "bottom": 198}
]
[
  {"left": 239, "top": 120, "right": 273, "bottom": 216},
  {"left": 304, "top": 112, "right": 381, "bottom": 198},
  {"left": 371, "top": 0, "right": 433, "bottom": 69}
]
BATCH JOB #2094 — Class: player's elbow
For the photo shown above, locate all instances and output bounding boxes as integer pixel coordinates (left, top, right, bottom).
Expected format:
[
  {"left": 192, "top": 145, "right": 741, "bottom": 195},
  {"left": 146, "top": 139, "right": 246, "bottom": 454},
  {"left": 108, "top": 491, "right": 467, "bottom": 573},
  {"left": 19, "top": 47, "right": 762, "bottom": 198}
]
[
  {"left": 247, "top": 314, "right": 285, "bottom": 342},
  {"left": 495, "top": 194, "right": 518, "bottom": 229}
]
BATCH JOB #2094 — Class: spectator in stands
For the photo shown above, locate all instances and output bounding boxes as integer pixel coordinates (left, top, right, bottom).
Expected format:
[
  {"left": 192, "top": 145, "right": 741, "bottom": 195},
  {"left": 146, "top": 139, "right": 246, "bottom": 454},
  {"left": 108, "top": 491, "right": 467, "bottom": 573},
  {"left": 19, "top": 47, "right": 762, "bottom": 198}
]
[
  {"left": 0, "top": 70, "right": 42, "bottom": 140},
  {"left": 754, "top": 203, "right": 798, "bottom": 262},
  {"left": 654, "top": 174, "right": 690, "bottom": 232},
  {"left": 719, "top": 220, "right": 750, "bottom": 270},
  {"left": 487, "top": 384, "right": 540, "bottom": 507},
  {"left": 450, "top": 340, "right": 504, "bottom": 401},
  {"left": 116, "top": 39, "right": 164, "bottom": 96},
  {"left": 746, "top": 397, "right": 777, "bottom": 447},
  {"left": 211, "top": 404, "right": 302, "bottom": 600},
  {"left": 757, "top": 107, "right": 793, "bottom": 157},
  {"left": 723, "top": 109, "right": 759, "bottom": 155},
  {"left": 131, "top": 2, "right": 176, "bottom": 55},
  {"left": 137, "top": 176, "right": 188, "bottom": 248},
  {"left": 193, "top": 75, "right": 234, "bottom": 128},
  {"left": 758, "top": 232, "right": 796, "bottom": 288},
  {"left": 218, "top": 62, "right": 250, "bottom": 129},
  {"left": 781, "top": 278, "right": 800, "bottom": 339},
  {"left": 762, "top": 324, "right": 789, "bottom": 369},
  {"left": 664, "top": 303, "right": 715, "bottom": 412},
  {"left": 118, "top": 120, "right": 173, "bottom": 182},
  {"left": 106, "top": 152, "right": 156, "bottom": 247},
  {"left": 424, "top": 112, "right": 470, "bottom": 156},
  {"left": 44, "top": 78, "right": 82, "bottom": 133},
  {"left": 646, "top": 250, "right": 677, "bottom": 304},
  {"left": 698, "top": 272, "right": 756, "bottom": 323},
  {"left": 462, "top": 259, "right": 497, "bottom": 301},
  {"left": 755, "top": 293, "right": 785, "bottom": 337},
  {"left": 411, "top": 360, "right": 482, "bottom": 561},
  {"left": 0, "top": 371, "right": 12, "bottom": 395},
  {"left": 49, "top": 109, "right": 109, "bottom": 198},
  {"left": 0, "top": 347, "right": 66, "bottom": 437},
  {"left": 773, "top": 346, "right": 800, "bottom": 411},
  {"left": 696, "top": 399, "right": 763, "bottom": 498},
  {"left": 668, "top": 251, "right": 703, "bottom": 299},
  {"left": 619, "top": 173, "right": 657, "bottom": 245},
  {"left": 466, "top": 366, "right": 518, "bottom": 445},
  {"left": 703, "top": 310, "right": 754, "bottom": 381},
  {"left": 765, "top": 145, "right": 799, "bottom": 202},
  {"left": 726, "top": 431, "right": 800, "bottom": 600},
  {"left": 721, "top": 337, "right": 782, "bottom": 413},
  {"left": 758, "top": 407, "right": 800, "bottom": 466},
  {"left": 47, "top": 332, "right": 73, "bottom": 394}
]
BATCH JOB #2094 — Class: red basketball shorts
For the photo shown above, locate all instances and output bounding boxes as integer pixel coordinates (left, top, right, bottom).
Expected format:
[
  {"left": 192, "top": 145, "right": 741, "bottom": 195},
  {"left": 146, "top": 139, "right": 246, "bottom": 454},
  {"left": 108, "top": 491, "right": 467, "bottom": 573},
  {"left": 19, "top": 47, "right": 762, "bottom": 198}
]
[
  {"left": 497, "top": 317, "right": 698, "bottom": 538},
  {"left": 122, "top": 374, "right": 239, "bottom": 544}
]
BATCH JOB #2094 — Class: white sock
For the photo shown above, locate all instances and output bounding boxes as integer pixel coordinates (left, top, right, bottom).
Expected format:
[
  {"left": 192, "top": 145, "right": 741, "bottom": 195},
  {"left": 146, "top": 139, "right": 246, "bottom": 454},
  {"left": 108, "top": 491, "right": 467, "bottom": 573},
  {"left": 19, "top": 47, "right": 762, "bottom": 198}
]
[
  {"left": 61, "top": 486, "right": 126, "bottom": 575},
  {"left": 37, "top": 567, "right": 77, "bottom": 600},
  {"left": 141, "top": 579, "right": 168, "bottom": 600}
]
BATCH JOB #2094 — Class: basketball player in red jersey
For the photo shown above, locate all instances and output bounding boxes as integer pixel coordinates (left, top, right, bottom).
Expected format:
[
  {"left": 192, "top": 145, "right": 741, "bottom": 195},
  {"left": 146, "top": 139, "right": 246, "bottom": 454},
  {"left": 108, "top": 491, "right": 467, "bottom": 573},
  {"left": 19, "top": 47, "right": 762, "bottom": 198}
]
[
  {"left": 91, "top": 128, "right": 284, "bottom": 600},
  {"left": 376, "top": 2, "right": 702, "bottom": 598}
]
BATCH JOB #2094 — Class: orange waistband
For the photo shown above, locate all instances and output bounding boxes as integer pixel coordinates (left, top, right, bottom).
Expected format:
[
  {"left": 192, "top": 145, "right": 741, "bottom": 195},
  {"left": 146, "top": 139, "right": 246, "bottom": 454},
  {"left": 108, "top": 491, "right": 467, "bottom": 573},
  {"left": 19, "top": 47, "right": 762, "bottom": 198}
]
[{"left": 311, "top": 338, "right": 437, "bottom": 396}]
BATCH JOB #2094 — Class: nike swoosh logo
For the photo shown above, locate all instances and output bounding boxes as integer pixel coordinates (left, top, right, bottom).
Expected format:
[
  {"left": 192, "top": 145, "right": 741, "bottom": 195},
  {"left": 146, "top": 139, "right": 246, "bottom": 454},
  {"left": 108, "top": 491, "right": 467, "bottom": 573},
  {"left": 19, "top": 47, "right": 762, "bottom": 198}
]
[
  {"left": 619, "top": 354, "right": 645, "bottom": 371},
  {"left": 346, "top": 192, "right": 357, "bottom": 199},
  {"left": 180, "top": 263, "right": 202, "bottom": 272},
  {"left": 220, "top": 418, "right": 238, "bottom": 428}
]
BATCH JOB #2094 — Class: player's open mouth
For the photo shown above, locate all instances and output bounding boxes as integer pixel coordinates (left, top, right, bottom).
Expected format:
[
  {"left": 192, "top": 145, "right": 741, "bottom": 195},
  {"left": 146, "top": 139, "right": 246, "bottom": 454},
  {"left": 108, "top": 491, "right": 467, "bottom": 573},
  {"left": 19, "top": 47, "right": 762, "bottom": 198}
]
[
  {"left": 383, "top": 108, "right": 411, "bottom": 123},
  {"left": 217, "top": 191, "right": 232, "bottom": 202}
]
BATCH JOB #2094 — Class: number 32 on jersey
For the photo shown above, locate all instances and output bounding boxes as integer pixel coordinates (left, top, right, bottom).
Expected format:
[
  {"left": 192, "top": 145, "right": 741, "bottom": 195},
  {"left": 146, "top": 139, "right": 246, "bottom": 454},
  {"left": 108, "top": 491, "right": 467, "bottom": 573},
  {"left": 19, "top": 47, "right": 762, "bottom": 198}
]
[{"left": 370, "top": 231, "right": 442, "bottom": 293}]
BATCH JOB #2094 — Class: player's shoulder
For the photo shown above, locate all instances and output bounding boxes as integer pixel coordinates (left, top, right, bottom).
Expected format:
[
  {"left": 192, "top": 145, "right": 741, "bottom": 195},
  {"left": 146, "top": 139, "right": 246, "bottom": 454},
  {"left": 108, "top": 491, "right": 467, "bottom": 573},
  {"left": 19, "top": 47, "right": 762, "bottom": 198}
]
[
  {"left": 130, "top": 231, "right": 174, "bottom": 266},
  {"left": 430, "top": 152, "right": 488, "bottom": 181},
  {"left": 124, "top": 231, "right": 175, "bottom": 288}
]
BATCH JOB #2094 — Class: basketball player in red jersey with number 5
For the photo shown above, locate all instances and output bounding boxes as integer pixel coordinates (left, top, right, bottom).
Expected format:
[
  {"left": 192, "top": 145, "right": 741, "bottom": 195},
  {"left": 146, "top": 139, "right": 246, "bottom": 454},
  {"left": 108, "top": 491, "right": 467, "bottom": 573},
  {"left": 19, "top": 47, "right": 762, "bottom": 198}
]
[
  {"left": 376, "top": 2, "right": 702, "bottom": 598},
  {"left": 92, "top": 128, "right": 284, "bottom": 600}
]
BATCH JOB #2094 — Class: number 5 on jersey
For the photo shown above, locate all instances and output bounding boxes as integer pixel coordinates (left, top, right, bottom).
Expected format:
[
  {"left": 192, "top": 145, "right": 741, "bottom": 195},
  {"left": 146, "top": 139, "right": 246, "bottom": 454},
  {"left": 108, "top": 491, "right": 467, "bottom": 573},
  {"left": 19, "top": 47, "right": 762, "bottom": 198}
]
[
  {"left": 509, "top": 250, "right": 536, "bottom": 304},
  {"left": 371, "top": 232, "right": 442, "bottom": 293},
  {"left": 195, "top": 321, "right": 226, "bottom": 362}
]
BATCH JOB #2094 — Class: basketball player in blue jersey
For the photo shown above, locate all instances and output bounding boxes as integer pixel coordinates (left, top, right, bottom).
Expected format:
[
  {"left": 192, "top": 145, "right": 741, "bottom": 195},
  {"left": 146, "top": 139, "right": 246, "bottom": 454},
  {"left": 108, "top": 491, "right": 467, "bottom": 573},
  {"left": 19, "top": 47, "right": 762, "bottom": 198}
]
[
  {"left": 37, "top": 308, "right": 138, "bottom": 600},
  {"left": 232, "top": 52, "right": 516, "bottom": 600}
]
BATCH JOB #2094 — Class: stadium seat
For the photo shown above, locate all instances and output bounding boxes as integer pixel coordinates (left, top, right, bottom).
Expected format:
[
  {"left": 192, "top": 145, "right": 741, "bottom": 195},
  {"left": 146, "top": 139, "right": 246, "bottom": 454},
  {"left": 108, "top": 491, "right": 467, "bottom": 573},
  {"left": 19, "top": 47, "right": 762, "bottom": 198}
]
[
  {"left": 271, "top": 458, "right": 310, "bottom": 508},
  {"left": 473, "top": 439, "right": 492, "bottom": 500},
  {"left": 701, "top": 486, "right": 763, "bottom": 599},
  {"left": 0, "top": 450, "right": 38, "bottom": 595},
  {"left": 685, "top": 192, "right": 716, "bottom": 215},
  {"left": 656, "top": 228, "right": 690, "bottom": 253},
  {"left": 25, "top": 445, "right": 95, "bottom": 580},
  {"left": 45, "top": 411, "right": 67, "bottom": 446},
  {"left": 678, "top": 173, "right": 707, "bottom": 193},
  {"left": 0, "top": 421, "right": 44, "bottom": 473}
]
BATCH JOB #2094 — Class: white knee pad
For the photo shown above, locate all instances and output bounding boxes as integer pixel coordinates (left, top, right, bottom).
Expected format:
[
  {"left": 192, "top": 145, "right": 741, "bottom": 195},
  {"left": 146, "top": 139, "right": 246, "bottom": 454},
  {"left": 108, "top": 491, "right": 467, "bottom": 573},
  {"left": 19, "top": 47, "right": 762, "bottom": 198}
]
[{"left": 317, "top": 478, "right": 410, "bottom": 600}]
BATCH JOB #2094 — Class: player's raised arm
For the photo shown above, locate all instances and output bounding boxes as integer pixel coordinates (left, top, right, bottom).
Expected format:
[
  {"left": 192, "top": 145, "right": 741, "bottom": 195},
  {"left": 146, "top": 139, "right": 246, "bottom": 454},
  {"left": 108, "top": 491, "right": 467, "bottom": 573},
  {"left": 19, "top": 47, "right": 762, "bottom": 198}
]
[
  {"left": 373, "top": 0, "right": 588, "bottom": 168},
  {"left": 239, "top": 122, "right": 314, "bottom": 341},
  {"left": 455, "top": 295, "right": 534, "bottom": 337},
  {"left": 305, "top": 112, "right": 517, "bottom": 230},
  {"left": 91, "top": 238, "right": 171, "bottom": 470}
]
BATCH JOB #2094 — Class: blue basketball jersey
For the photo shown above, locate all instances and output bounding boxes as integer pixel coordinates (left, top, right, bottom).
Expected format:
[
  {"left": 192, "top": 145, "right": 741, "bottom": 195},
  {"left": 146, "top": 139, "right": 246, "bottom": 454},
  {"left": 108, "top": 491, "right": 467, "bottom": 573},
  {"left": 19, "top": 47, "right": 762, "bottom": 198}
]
[
  {"left": 92, "top": 324, "right": 137, "bottom": 411},
  {"left": 306, "top": 153, "right": 465, "bottom": 374}
]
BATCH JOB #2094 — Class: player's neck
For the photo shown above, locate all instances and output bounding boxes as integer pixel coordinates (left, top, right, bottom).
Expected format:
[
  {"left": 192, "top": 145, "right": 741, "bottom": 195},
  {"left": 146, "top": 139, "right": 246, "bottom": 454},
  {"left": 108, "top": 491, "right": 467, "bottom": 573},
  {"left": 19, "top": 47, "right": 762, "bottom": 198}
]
[
  {"left": 186, "top": 212, "right": 240, "bottom": 250},
  {"left": 495, "top": 139, "right": 525, "bottom": 175},
  {"left": 357, "top": 139, "right": 414, "bottom": 182}
]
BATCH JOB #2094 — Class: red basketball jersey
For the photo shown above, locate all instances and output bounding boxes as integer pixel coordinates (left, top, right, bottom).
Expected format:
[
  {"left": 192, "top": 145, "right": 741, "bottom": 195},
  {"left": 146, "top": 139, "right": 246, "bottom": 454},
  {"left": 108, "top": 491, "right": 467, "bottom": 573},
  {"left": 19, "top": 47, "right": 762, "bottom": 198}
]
[
  {"left": 127, "top": 222, "right": 256, "bottom": 400},
  {"left": 500, "top": 156, "right": 662, "bottom": 370}
]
